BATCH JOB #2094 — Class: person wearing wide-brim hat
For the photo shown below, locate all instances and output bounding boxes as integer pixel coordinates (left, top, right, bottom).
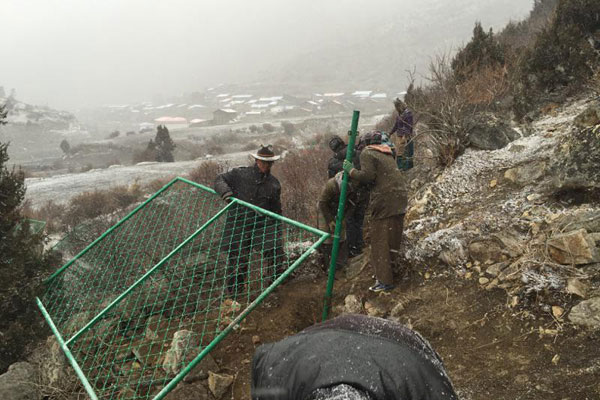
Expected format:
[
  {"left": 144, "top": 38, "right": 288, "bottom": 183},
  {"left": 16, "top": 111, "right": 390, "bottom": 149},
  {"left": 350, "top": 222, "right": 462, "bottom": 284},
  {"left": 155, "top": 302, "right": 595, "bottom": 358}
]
[{"left": 214, "top": 145, "right": 285, "bottom": 296}]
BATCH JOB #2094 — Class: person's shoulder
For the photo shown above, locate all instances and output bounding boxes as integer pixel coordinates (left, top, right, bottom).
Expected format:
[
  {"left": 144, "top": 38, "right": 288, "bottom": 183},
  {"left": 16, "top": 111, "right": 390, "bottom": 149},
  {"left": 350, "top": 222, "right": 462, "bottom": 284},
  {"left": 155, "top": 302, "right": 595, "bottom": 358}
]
[{"left": 269, "top": 174, "right": 281, "bottom": 188}]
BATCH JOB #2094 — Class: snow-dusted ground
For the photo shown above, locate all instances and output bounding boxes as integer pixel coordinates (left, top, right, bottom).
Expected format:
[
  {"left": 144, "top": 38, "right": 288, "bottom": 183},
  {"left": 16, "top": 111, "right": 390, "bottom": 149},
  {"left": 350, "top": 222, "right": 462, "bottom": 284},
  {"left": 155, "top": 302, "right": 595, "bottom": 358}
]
[{"left": 24, "top": 151, "right": 251, "bottom": 209}]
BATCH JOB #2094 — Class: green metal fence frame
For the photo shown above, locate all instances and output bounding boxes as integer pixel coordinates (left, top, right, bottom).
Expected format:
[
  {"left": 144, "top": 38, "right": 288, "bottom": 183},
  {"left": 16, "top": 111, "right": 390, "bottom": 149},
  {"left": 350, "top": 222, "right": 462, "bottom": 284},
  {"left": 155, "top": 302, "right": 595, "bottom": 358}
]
[
  {"left": 37, "top": 176, "right": 329, "bottom": 400},
  {"left": 322, "top": 110, "right": 359, "bottom": 320}
]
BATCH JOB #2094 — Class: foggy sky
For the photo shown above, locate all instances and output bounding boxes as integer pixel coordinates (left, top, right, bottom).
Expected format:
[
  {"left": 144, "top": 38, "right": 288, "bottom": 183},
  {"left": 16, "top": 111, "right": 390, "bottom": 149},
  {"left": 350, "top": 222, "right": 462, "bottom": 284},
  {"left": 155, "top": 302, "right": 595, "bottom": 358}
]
[{"left": 1, "top": 0, "right": 532, "bottom": 110}]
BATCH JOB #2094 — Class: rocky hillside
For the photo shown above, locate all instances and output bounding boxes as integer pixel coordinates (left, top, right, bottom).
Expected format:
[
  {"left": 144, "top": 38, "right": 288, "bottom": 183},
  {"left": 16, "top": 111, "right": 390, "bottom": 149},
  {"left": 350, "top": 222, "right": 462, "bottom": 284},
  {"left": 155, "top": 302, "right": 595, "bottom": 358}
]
[{"left": 405, "top": 94, "right": 600, "bottom": 325}]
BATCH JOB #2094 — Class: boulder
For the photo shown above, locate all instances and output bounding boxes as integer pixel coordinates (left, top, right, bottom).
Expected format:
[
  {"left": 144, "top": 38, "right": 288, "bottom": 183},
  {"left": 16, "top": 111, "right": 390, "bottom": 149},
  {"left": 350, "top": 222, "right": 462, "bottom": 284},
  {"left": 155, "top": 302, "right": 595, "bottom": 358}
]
[
  {"left": 504, "top": 162, "right": 546, "bottom": 185},
  {"left": 547, "top": 229, "right": 600, "bottom": 265},
  {"left": 162, "top": 330, "right": 200, "bottom": 376},
  {"left": 0, "top": 362, "right": 40, "bottom": 400},
  {"left": 550, "top": 123, "right": 600, "bottom": 191},
  {"left": 468, "top": 114, "right": 521, "bottom": 150},
  {"left": 39, "top": 336, "right": 71, "bottom": 388},
  {"left": 208, "top": 371, "right": 234, "bottom": 399},
  {"left": 343, "top": 295, "right": 364, "bottom": 314},
  {"left": 183, "top": 353, "right": 219, "bottom": 383},
  {"left": 468, "top": 240, "right": 504, "bottom": 264},
  {"left": 574, "top": 103, "right": 600, "bottom": 129},
  {"left": 568, "top": 297, "right": 600, "bottom": 328}
]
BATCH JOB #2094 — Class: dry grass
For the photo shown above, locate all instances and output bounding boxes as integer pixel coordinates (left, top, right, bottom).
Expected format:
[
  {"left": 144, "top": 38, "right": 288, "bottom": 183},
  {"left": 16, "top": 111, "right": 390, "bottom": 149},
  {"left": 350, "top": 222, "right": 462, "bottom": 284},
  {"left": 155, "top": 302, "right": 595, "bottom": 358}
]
[{"left": 458, "top": 65, "right": 510, "bottom": 106}]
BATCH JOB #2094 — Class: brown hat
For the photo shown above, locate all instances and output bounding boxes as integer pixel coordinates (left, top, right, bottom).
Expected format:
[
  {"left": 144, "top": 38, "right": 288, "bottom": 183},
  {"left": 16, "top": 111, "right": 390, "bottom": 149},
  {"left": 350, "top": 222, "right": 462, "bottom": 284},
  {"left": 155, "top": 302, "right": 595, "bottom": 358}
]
[{"left": 251, "top": 144, "right": 280, "bottom": 161}]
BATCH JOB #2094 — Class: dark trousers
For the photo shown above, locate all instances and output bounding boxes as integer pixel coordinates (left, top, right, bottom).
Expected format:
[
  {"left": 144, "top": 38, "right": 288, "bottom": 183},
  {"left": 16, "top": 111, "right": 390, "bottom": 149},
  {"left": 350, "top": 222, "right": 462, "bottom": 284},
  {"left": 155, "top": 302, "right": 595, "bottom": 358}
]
[
  {"left": 370, "top": 214, "right": 405, "bottom": 286},
  {"left": 346, "top": 199, "right": 367, "bottom": 257},
  {"left": 222, "top": 211, "right": 285, "bottom": 294},
  {"left": 397, "top": 140, "right": 414, "bottom": 170},
  {"left": 319, "top": 241, "right": 348, "bottom": 271}
]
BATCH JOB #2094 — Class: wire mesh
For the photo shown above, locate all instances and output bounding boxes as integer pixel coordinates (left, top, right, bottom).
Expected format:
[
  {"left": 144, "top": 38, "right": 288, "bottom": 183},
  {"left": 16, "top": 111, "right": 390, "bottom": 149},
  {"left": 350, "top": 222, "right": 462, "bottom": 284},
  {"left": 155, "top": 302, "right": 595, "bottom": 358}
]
[{"left": 38, "top": 177, "right": 327, "bottom": 400}]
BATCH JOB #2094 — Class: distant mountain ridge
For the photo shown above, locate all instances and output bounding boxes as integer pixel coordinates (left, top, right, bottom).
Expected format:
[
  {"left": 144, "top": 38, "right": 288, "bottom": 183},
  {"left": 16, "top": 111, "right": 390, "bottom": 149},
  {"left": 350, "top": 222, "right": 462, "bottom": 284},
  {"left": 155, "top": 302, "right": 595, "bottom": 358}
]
[{"left": 265, "top": 0, "right": 532, "bottom": 94}]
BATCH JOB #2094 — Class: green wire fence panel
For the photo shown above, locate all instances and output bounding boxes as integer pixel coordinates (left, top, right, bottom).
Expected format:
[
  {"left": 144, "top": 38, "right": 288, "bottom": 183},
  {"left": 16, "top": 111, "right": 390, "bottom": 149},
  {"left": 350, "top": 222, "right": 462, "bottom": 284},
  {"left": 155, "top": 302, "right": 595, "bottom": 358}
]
[{"left": 37, "top": 177, "right": 328, "bottom": 400}]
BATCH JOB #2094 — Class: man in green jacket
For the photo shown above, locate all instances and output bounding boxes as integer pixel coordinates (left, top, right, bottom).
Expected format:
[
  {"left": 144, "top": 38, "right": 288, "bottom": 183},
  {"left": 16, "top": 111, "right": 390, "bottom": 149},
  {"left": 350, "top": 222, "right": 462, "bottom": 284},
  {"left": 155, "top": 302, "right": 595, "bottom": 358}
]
[
  {"left": 317, "top": 172, "right": 358, "bottom": 271},
  {"left": 344, "top": 131, "right": 408, "bottom": 292}
]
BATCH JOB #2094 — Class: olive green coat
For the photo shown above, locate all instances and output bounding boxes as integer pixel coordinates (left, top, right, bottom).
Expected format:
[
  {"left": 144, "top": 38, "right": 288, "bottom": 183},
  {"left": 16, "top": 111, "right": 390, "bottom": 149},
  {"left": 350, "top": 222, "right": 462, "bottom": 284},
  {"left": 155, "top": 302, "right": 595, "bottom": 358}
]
[
  {"left": 350, "top": 146, "right": 407, "bottom": 219},
  {"left": 317, "top": 177, "right": 357, "bottom": 244}
]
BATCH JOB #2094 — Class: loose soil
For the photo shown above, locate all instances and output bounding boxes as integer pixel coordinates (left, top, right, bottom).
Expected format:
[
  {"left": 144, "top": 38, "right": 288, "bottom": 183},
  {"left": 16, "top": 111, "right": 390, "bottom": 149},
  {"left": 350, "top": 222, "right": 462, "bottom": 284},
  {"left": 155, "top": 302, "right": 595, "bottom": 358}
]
[{"left": 207, "top": 262, "right": 600, "bottom": 400}]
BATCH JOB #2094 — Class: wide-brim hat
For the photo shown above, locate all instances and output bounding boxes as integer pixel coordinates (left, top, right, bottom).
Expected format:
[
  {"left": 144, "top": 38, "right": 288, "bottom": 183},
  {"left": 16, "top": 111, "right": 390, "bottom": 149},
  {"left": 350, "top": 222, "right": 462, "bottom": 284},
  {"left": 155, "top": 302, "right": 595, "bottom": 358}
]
[{"left": 251, "top": 144, "right": 280, "bottom": 161}]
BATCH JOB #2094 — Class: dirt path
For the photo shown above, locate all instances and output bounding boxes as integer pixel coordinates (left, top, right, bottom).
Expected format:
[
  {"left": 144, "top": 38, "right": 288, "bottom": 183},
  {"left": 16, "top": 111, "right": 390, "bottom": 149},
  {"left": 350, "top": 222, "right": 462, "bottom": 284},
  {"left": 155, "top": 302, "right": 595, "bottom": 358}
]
[{"left": 205, "top": 262, "right": 599, "bottom": 400}]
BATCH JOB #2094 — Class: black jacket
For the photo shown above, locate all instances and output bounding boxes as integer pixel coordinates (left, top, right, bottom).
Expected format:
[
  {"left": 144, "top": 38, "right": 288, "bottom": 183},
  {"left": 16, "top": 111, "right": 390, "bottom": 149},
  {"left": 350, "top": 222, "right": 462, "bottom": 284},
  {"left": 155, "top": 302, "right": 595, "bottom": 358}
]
[
  {"left": 252, "top": 314, "right": 458, "bottom": 400},
  {"left": 214, "top": 164, "right": 282, "bottom": 214}
]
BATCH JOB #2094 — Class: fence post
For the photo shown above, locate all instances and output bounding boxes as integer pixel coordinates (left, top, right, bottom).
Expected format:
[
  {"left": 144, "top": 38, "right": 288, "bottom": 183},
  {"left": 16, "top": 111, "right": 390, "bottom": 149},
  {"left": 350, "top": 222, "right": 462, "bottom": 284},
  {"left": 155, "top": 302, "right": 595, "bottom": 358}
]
[{"left": 322, "top": 110, "right": 360, "bottom": 321}]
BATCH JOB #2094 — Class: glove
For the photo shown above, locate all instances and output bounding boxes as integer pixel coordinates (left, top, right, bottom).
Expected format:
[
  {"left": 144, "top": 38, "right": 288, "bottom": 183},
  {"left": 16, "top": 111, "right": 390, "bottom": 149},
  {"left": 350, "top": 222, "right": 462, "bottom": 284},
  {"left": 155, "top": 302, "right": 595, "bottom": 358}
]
[
  {"left": 222, "top": 191, "right": 233, "bottom": 203},
  {"left": 342, "top": 160, "right": 354, "bottom": 174},
  {"left": 328, "top": 221, "right": 336, "bottom": 232}
]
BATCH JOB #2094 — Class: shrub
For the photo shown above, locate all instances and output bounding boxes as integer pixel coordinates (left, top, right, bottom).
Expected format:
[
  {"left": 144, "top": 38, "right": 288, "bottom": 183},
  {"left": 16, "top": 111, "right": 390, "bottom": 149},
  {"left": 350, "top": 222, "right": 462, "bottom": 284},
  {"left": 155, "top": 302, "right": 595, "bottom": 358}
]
[
  {"left": 262, "top": 123, "right": 275, "bottom": 133},
  {"left": 108, "top": 130, "right": 120, "bottom": 138},
  {"left": 59, "top": 139, "right": 71, "bottom": 155},
  {"left": 249, "top": 124, "right": 259, "bottom": 133},
  {"left": 272, "top": 147, "right": 330, "bottom": 225},
  {"left": 187, "top": 161, "right": 228, "bottom": 186},
  {"left": 281, "top": 121, "right": 296, "bottom": 135}
]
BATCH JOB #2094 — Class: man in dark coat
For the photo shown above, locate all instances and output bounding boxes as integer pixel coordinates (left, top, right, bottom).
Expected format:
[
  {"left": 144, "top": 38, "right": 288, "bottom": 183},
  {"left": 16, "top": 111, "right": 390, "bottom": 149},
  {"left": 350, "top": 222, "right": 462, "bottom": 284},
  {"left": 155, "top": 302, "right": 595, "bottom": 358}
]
[
  {"left": 214, "top": 145, "right": 285, "bottom": 295},
  {"left": 327, "top": 135, "right": 368, "bottom": 258},
  {"left": 251, "top": 314, "right": 458, "bottom": 400}
]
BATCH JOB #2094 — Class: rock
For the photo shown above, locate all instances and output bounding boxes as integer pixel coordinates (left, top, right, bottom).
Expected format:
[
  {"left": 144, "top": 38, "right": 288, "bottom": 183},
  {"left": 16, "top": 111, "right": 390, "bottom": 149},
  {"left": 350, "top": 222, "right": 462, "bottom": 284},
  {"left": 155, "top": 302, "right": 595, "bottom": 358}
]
[
  {"left": 574, "top": 102, "right": 600, "bottom": 128},
  {"left": 552, "top": 306, "right": 564, "bottom": 319},
  {"left": 364, "top": 299, "right": 386, "bottom": 317},
  {"left": 468, "top": 113, "right": 521, "bottom": 150},
  {"left": 345, "top": 252, "right": 369, "bottom": 279},
  {"left": 0, "top": 362, "right": 40, "bottom": 400},
  {"left": 183, "top": 353, "right": 219, "bottom": 383},
  {"left": 486, "top": 262, "right": 508, "bottom": 277},
  {"left": 64, "top": 311, "right": 92, "bottom": 336},
  {"left": 498, "top": 262, "right": 521, "bottom": 281},
  {"left": 479, "top": 277, "right": 490, "bottom": 285},
  {"left": 550, "top": 210, "right": 600, "bottom": 234},
  {"left": 208, "top": 371, "right": 234, "bottom": 399},
  {"left": 144, "top": 315, "right": 162, "bottom": 341},
  {"left": 162, "top": 330, "right": 200, "bottom": 376},
  {"left": 343, "top": 295, "right": 364, "bottom": 314},
  {"left": 504, "top": 162, "right": 546, "bottom": 185},
  {"left": 550, "top": 123, "right": 600, "bottom": 191},
  {"left": 489, "top": 179, "right": 497, "bottom": 188},
  {"left": 39, "top": 336, "right": 70, "bottom": 388},
  {"left": 468, "top": 240, "right": 504, "bottom": 264},
  {"left": 547, "top": 229, "right": 600, "bottom": 265},
  {"left": 390, "top": 302, "right": 405, "bottom": 318},
  {"left": 568, "top": 297, "right": 600, "bottom": 328},
  {"left": 252, "top": 335, "right": 261, "bottom": 345},
  {"left": 566, "top": 278, "right": 588, "bottom": 298}
]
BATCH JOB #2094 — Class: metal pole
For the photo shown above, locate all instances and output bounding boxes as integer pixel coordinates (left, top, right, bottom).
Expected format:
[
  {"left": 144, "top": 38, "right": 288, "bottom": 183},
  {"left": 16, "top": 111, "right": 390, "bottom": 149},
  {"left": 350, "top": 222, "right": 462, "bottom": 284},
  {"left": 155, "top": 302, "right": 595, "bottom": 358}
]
[
  {"left": 36, "top": 298, "right": 99, "bottom": 400},
  {"left": 322, "top": 110, "right": 360, "bottom": 321}
]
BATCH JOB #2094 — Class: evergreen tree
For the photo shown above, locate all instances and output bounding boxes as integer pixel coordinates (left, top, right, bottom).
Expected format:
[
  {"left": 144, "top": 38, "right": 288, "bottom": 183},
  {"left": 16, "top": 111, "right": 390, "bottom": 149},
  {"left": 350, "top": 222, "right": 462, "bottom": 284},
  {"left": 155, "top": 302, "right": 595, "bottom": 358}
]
[
  {"left": 451, "top": 22, "right": 506, "bottom": 82},
  {"left": 154, "top": 125, "right": 175, "bottom": 162},
  {"left": 0, "top": 103, "right": 56, "bottom": 372},
  {"left": 60, "top": 139, "right": 71, "bottom": 155}
]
